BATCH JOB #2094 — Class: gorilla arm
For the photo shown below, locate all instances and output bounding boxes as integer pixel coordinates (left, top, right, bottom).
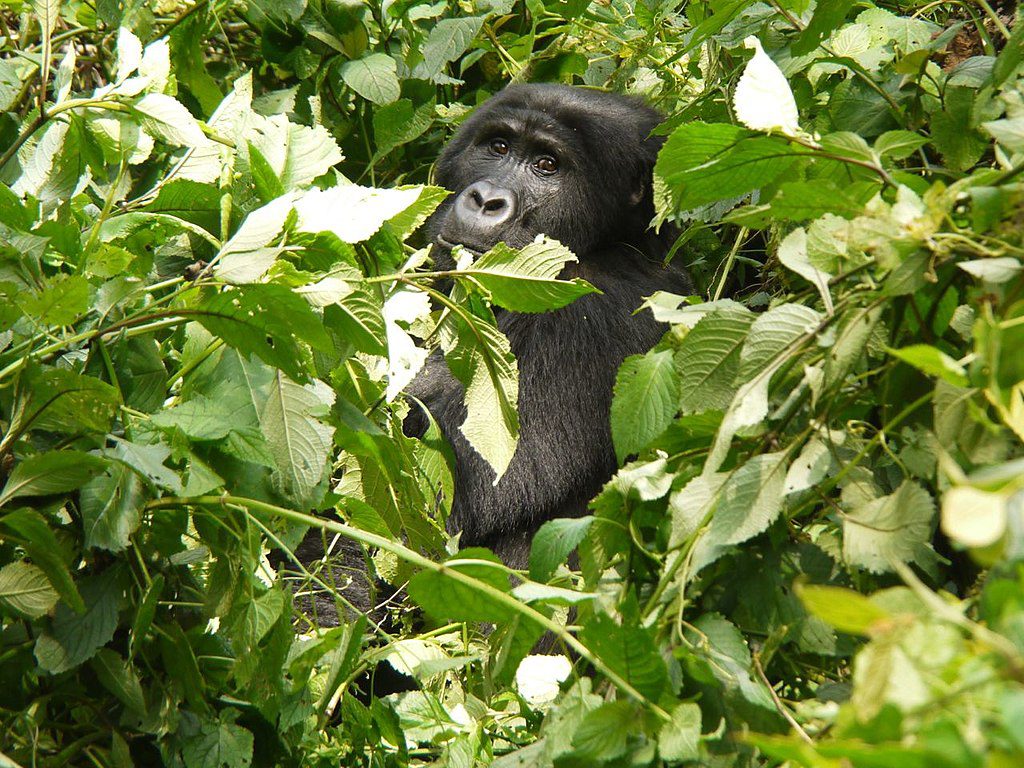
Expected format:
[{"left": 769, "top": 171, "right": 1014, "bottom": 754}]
[{"left": 404, "top": 254, "right": 688, "bottom": 566}]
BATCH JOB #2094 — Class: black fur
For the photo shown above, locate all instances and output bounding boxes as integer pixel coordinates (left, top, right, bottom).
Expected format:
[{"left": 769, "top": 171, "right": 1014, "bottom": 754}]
[{"left": 409, "top": 84, "right": 692, "bottom": 567}]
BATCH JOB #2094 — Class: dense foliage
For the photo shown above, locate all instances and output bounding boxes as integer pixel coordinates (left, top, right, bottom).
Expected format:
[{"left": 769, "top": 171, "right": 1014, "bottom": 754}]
[{"left": 1, "top": 0, "right": 1023, "bottom": 766}]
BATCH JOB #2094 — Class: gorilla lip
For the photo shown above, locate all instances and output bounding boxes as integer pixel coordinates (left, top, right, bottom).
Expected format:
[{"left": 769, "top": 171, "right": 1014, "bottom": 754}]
[{"left": 436, "top": 235, "right": 486, "bottom": 257}]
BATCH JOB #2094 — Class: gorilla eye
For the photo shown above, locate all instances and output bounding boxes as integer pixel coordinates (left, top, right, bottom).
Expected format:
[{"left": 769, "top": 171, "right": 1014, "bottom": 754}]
[
  {"left": 535, "top": 156, "right": 558, "bottom": 175},
  {"left": 489, "top": 138, "right": 510, "bottom": 156}
]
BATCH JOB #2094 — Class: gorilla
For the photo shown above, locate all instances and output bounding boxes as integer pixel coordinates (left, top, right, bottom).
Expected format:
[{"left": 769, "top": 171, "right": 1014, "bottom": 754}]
[
  {"left": 284, "top": 84, "right": 691, "bottom": 623},
  {"left": 409, "top": 84, "right": 691, "bottom": 566}
]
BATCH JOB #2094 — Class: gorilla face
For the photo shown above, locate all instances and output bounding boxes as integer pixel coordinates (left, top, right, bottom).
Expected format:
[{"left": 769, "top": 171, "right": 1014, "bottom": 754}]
[{"left": 427, "top": 84, "right": 665, "bottom": 259}]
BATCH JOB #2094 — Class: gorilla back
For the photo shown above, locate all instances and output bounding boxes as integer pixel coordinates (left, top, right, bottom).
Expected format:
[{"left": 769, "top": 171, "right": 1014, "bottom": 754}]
[{"left": 408, "top": 84, "right": 692, "bottom": 566}]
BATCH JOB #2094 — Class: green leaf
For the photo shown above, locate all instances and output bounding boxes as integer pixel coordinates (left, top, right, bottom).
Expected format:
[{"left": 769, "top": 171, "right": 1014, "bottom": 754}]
[
  {"left": 245, "top": 115, "right": 344, "bottom": 191},
  {"left": 80, "top": 464, "right": 147, "bottom": 552},
  {"left": 196, "top": 284, "right": 331, "bottom": 383},
  {"left": 133, "top": 93, "right": 207, "bottom": 146},
  {"left": 35, "top": 570, "right": 121, "bottom": 674},
  {"left": 875, "top": 130, "right": 929, "bottom": 159},
  {"left": 0, "top": 561, "right": 59, "bottom": 618},
  {"left": 417, "top": 17, "right": 486, "bottom": 80},
  {"left": 32, "top": 0, "right": 61, "bottom": 35},
  {"left": 571, "top": 701, "right": 634, "bottom": 761},
  {"left": 372, "top": 98, "right": 435, "bottom": 158},
  {"left": 578, "top": 603, "right": 667, "bottom": 701},
  {"left": 843, "top": 480, "right": 936, "bottom": 573},
  {"left": 257, "top": 374, "right": 334, "bottom": 508},
  {"left": 20, "top": 274, "right": 90, "bottom": 325},
  {"left": 656, "top": 123, "right": 798, "bottom": 212},
  {"left": 792, "top": 0, "right": 857, "bottom": 55},
  {"left": 91, "top": 648, "right": 146, "bottom": 714},
  {"left": 611, "top": 349, "right": 679, "bottom": 462},
  {"left": 180, "top": 716, "right": 254, "bottom": 768},
  {"left": 338, "top": 53, "right": 400, "bottom": 105},
  {"left": 930, "top": 87, "right": 987, "bottom": 172},
  {"left": 888, "top": 344, "right": 968, "bottom": 387},
  {"left": 796, "top": 583, "right": 891, "bottom": 636},
  {"left": 18, "top": 366, "right": 121, "bottom": 435},
  {"left": 464, "top": 237, "right": 597, "bottom": 312},
  {"left": 992, "top": 15, "right": 1024, "bottom": 86},
  {"left": 408, "top": 548, "right": 522, "bottom": 623},
  {"left": 440, "top": 299, "right": 519, "bottom": 479},
  {"left": 0, "top": 451, "right": 107, "bottom": 508},
  {"left": 528, "top": 517, "right": 594, "bottom": 582},
  {"left": 659, "top": 703, "right": 702, "bottom": 762},
  {"left": 676, "top": 308, "right": 754, "bottom": 414},
  {"left": 0, "top": 508, "right": 83, "bottom": 612}
]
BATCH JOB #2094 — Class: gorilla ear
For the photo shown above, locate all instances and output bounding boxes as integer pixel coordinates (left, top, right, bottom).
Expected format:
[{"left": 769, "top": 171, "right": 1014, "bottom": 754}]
[{"left": 629, "top": 181, "right": 647, "bottom": 207}]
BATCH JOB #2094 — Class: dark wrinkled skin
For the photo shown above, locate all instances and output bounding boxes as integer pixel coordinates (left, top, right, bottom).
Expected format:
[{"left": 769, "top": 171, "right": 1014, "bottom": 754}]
[{"left": 279, "top": 84, "right": 692, "bottom": 628}]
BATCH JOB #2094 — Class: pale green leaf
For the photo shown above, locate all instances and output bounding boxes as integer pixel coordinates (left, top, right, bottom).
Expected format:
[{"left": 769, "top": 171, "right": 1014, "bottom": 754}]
[
  {"left": 133, "top": 93, "right": 207, "bottom": 146},
  {"left": 294, "top": 184, "right": 422, "bottom": 243},
  {"left": 843, "top": 480, "right": 935, "bottom": 572},
  {"left": 796, "top": 583, "right": 890, "bottom": 636},
  {"left": 462, "top": 237, "right": 596, "bottom": 312},
  {"left": 257, "top": 375, "right": 334, "bottom": 508},
  {"left": 0, "top": 561, "right": 59, "bottom": 618}
]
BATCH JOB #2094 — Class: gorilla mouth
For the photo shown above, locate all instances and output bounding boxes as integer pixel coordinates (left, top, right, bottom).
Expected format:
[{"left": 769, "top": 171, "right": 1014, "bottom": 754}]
[{"left": 436, "top": 234, "right": 488, "bottom": 256}]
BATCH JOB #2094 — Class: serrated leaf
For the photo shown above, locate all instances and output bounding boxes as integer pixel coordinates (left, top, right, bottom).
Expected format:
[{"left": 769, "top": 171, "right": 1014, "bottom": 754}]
[
  {"left": 197, "top": 284, "right": 331, "bottom": 383},
  {"left": 464, "top": 237, "right": 596, "bottom": 312},
  {"left": 734, "top": 37, "right": 800, "bottom": 136},
  {"left": 578, "top": 604, "right": 666, "bottom": 701},
  {"left": 0, "top": 508, "right": 83, "bottom": 612},
  {"left": 439, "top": 299, "right": 519, "bottom": 480},
  {"left": 0, "top": 561, "right": 59, "bottom": 618},
  {"left": 246, "top": 114, "right": 343, "bottom": 191},
  {"left": 180, "top": 717, "right": 254, "bottom": 768},
  {"left": 656, "top": 123, "right": 798, "bottom": 212},
  {"left": 339, "top": 53, "right": 400, "bottom": 104},
  {"left": 35, "top": 571, "right": 121, "bottom": 674},
  {"left": 133, "top": 93, "right": 207, "bottom": 146},
  {"left": 528, "top": 517, "right": 594, "bottom": 582},
  {"left": 417, "top": 17, "right": 486, "bottom": 80},
  {"left": 676, "top": 308, "right": 754, "bottom": 414},
  {"left": 408, "top": 548, "right": 521, "bottom": 623},
  {"left": 571, "top": 701, "right": 634, "bottom": 760},
  {"left": 687, "top": 452, "right": 788, "bottom": 574},
  {"left": 258, "top": 374, "right": 335, "bottom": 508},
  {"left": 611, "top": 349, "right": 679, "bottom": 461},
  {"left": 843, "top": 480, "right": 935, "bottom": 573},
  {"left": 294, "top": 184, "right": 422, "bottom": 243},
  {"left": 659, "top": 703, "right": 701, "bottom": 762}
]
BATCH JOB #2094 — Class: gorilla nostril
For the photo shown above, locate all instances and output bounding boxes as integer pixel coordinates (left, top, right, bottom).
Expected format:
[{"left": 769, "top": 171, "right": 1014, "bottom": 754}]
[
  {"left": 469, "top": 189, "right": 486, "bottom": 209},
  {"left": 482, "top": 197, "right": 507, "bottom": 214}
]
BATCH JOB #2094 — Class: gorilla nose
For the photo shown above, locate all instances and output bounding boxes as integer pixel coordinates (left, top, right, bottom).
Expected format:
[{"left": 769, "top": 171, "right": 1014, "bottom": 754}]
[{"left": 454, "top": 181, "right": 515, "bottom": 230}]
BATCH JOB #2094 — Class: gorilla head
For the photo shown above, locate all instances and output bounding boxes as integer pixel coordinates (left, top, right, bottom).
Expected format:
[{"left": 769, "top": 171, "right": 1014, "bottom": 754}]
[{"left": 428, "top": 84, "right": 667, "bottom": 260}]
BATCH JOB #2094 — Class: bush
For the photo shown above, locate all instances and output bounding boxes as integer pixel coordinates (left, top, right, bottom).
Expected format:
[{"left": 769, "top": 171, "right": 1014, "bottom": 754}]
[{"left": 0, "top": 1, "right": 1023, "bottom": 766}]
